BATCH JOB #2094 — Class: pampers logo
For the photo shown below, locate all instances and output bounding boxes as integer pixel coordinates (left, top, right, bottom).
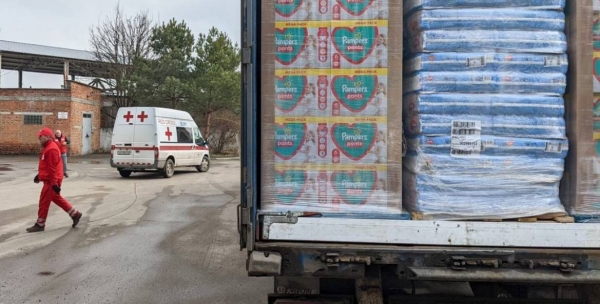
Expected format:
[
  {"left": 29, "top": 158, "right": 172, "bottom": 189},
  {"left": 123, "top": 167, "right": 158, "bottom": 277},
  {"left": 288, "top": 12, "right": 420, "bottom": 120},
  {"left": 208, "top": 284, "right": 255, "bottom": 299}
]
[
  {"left": 342, "top": 129, "right": 368, "bottom": 148},
  {"left": 331, "top": 171, "right": 377, "bottom": 205},
  {"left": 332, "top": 26, "right": 377, "bottom": 65},
  {"left": 342, "top": 80, "right": 368, "bottom": 100},
  {"left": 331, "top": 123, "right": 377, "bottom": 161},
  {"left": 341, "top": 175, "right": 369, "bottom": 195},
  {"left": 276, "top": 174, "right": 299, "bottom": 195},
  {"left": 276, "top": 33, "right": 299, "bottom": 53},
  {"left": 342, "top": 31, "right": 368, "bottom": 52},
  {"left": 275, "top": 28, "right": 307, "bottom": 65},
  {"left": 276, "top": 127, "right": 299, "bottom": 146},
  {"left": 276, "top": 80, "right": 299, "bottom": 100},
  {"left": 275, "top": 123, "right": 307, "bottom": 160}
]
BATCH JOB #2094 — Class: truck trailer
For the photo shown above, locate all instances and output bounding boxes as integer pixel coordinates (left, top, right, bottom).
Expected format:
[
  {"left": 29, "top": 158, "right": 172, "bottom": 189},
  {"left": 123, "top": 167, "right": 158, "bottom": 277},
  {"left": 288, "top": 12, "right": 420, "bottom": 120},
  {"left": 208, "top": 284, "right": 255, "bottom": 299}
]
[{"left": 239, "top": 0, "right": 600, "bottom": 302}]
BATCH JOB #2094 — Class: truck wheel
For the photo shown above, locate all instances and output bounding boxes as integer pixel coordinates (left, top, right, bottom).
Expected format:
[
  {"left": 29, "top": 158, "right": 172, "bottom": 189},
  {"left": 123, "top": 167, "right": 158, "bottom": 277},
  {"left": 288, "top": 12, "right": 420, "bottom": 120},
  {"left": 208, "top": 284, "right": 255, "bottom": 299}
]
[
  {"left": 196, "top": 156, "right": 210, "bottom": 172},
  {"left": 119, "top": 170, "right": 132, "bottom": 178},
  {"left": 162, "top": 159, "right": 175, "bottom": 178}
]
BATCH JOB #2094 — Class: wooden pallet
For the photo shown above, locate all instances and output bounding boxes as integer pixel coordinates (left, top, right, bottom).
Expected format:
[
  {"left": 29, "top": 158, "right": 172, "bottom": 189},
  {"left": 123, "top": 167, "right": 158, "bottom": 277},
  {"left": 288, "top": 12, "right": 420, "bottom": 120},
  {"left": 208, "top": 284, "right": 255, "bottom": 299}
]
[{"left": 411, "top": 212, "right": 575, "bottom": 223}]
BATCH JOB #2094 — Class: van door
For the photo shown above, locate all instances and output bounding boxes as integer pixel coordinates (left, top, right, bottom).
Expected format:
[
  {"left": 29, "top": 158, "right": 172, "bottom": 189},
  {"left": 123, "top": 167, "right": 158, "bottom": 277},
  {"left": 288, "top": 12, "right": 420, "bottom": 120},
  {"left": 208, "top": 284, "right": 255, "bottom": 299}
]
[
  {"left": 192, "top": 127, "right": 207, "bottom": 165},
  {"left": 131, "top": 108, "right": 156, "bottom": 166},
  {"left": 175, "top": 125, "right": 194, "bottom": 166},
  {"left": 112, "top": 108, "right": 136, "bottom": 165}
]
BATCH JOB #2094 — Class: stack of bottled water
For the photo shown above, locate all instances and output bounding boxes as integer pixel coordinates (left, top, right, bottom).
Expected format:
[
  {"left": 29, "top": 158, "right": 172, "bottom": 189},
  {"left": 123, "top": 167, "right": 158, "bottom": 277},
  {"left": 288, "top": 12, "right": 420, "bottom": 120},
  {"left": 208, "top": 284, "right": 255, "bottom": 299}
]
[{"left": 402, "top": 0, "right": 570, "bottom": 220}]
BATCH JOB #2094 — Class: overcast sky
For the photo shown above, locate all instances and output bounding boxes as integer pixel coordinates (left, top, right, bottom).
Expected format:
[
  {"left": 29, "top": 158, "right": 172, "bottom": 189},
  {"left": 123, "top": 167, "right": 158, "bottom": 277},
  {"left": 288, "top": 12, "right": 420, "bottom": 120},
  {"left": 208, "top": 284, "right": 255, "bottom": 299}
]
[{"left": 0, "top": 0, "right": 241, "bottom": 88}]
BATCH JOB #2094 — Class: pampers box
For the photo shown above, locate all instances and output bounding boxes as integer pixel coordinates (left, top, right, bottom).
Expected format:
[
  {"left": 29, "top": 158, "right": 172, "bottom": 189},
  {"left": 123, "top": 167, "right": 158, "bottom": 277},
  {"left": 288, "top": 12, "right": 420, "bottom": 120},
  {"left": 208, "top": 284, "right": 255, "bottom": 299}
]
[
  {"left": 266, "top": 169, "right": 330, "bottom": 212},
  {"left": 262, "top": 168, "right": 396, "bottom": 215},
  {"left": 330, "top": 69, "right": 388, "bottom": 117},
  {"left": 274, "top": 121, "right": 331, "bottom": 164},
  {"left": 329, "top": 121, "right": 387, "bottom": 164},
  {"left": 275, "top": 22, "right": 331, "bottom": 69},
  {"left": 275, "top": 70, "right": 330, "bottom": 117},
  {"left": 331, "top": 20, "right": 388, "bottom": 69},
  {"left": 275, "top": 0, "right": 330, "bottom": 21},
  {"left": 332, "top": 0, "right": 389, "bottom": 20},
  {"left": 330, "top": 168, "right": 390, "bottom": 212}
]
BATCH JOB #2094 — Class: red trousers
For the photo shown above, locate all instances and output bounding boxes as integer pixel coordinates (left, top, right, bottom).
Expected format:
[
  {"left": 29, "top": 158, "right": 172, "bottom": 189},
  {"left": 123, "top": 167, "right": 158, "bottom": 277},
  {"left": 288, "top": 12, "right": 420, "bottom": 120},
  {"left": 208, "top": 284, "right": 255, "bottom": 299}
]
[{"left": 36, "top": 182, "right": 75, "bottom": 226}]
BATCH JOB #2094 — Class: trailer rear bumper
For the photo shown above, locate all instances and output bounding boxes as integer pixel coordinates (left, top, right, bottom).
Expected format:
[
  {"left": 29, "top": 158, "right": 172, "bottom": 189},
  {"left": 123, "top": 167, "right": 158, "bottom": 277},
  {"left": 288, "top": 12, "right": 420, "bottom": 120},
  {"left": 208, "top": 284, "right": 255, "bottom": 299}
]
[{"left": 251, "top": 242, "right": 600, "bottom": 284}]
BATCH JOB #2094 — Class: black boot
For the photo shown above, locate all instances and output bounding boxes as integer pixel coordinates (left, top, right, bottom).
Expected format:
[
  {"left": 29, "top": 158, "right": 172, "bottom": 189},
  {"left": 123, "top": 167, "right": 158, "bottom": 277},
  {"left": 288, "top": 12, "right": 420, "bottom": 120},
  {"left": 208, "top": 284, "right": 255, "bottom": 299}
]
[
  {"left": 72, "top": 212, "right": 82, "bottom": 228},
  {"left": 26, "top": 224, "right": 45, "bottom": 233}
]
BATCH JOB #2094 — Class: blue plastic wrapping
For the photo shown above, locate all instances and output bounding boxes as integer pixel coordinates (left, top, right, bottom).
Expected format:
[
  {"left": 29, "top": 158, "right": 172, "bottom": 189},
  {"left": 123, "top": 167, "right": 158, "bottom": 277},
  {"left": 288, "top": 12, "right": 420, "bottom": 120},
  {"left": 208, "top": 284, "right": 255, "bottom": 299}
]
[
  {"left": 409, "top": 30, "right": 567, "bottom": 54},
  {"left": 403, "top": 170, "right": 566, "bottom": 220},
  {"left": 404, "top": 94, "right": 565, "bottom": 117},
  {"left": 404, "top": 72, "right": 566, "bottom": 95},
  {"left": 404, "top": 53, "right": 568, "bottom": 75},
  {"left": 405, "top": 114, "right": 566, "bottom": 139},
  {"left": 401, "top": 1, "right": 569, "bottom": 220},
  {"left": 406, "top": 135, "right": 569, "bottom": 159},
  {"left": 406, "top": 9, "right": 565, "bottom": 35},
  {"left": 404, "top": 0, "right": 566, "bottom": 15}
]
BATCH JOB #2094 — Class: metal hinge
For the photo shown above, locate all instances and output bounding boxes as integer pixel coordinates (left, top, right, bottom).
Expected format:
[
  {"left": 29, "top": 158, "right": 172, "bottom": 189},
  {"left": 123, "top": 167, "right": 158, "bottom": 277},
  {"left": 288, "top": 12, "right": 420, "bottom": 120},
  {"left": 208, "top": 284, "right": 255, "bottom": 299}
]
[
  {"left": 242, "top": 47, "right": 252, "bottom": 64},
  {"left": 261, "top": 211, "right": 321, "bottom": 239},
  {"left": 237, "top": 204, "right": 250, "bottom": 233},
  {"left": 522, "top": 259, "right": 577, "bottom": 273}
]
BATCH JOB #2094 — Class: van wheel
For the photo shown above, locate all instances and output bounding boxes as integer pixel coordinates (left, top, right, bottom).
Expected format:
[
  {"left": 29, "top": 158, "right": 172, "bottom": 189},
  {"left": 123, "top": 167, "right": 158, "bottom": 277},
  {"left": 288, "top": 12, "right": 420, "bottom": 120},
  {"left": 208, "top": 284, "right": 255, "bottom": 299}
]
[
  {"left": 119, "top": 170, "right": 132, "bottom": 178},
  {"left": 196, "top": 156, "right": 210, "bottom": 172},
  {"left": 162, "top": 159, "right": 175, "bottom": 178}
]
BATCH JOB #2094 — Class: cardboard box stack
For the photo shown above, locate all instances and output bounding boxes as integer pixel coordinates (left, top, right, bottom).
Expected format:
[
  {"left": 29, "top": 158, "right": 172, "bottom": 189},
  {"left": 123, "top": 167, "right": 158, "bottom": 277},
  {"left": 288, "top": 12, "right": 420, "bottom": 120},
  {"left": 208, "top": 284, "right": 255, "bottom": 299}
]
[
  {"left": 260, "top": 1, "right": 405, "bottom": 218},
  {"left": 562, "top": 0, "right": 597, "bottom": 221}
]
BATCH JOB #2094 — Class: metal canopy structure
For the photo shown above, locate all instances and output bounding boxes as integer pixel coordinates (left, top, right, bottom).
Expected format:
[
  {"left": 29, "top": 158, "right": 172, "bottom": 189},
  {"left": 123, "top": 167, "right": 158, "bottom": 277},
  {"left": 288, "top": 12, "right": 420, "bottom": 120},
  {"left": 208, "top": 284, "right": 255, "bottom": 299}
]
[{"left": 0, "top": 40, "right": 117, "bottom": 88}]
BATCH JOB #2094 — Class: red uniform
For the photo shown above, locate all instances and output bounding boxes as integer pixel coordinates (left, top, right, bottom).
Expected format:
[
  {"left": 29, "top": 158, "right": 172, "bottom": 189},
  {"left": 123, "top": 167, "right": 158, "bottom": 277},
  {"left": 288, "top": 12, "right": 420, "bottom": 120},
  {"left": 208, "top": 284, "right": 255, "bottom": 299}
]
[
  {"left": 36, "top": 139, "right": 77, "bottom": 227},
  {"left": 55, "top": 135, "right": 68, "bottom": 154}
]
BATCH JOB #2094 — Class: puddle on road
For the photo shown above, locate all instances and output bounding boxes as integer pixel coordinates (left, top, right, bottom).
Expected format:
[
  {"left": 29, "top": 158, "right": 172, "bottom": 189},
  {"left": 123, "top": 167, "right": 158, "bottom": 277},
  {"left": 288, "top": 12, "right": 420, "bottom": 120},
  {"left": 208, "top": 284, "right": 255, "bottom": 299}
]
[{"left": 37, "top": 271, "right": 54, "bottom": 276}]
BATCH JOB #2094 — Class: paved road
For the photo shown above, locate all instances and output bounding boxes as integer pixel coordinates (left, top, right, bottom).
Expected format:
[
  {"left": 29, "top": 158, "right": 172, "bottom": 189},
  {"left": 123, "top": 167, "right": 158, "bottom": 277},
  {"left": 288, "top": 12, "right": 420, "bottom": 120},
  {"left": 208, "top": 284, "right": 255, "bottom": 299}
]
[{"left": 0, "top": 156, "right": 271, "bottom": 304}]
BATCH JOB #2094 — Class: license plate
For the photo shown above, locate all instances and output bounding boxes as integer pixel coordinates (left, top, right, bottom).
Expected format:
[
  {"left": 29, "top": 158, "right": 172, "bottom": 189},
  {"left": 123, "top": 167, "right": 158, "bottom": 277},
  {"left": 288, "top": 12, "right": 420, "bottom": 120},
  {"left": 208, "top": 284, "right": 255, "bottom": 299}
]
[{"left": 116, "top": 150, "right": 132, "bottom": 155}]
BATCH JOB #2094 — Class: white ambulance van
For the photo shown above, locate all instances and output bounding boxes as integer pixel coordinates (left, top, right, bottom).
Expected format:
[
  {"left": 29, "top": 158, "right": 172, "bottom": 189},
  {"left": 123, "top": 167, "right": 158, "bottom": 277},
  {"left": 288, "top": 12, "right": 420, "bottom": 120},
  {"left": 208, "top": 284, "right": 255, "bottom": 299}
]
[{"left": 110, "top": 107, "right": 210, "bottom": 178}]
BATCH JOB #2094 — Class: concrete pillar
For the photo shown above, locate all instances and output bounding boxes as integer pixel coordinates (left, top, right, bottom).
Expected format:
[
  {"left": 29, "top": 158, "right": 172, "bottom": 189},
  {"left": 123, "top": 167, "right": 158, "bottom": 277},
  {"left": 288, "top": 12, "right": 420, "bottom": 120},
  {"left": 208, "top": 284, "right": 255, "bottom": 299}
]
[
  {"left": 63, "top": 60, "right": 70, "bottom": 88},
  {"left": 18, "top": 70, "right": 22, "bottom": 89}
]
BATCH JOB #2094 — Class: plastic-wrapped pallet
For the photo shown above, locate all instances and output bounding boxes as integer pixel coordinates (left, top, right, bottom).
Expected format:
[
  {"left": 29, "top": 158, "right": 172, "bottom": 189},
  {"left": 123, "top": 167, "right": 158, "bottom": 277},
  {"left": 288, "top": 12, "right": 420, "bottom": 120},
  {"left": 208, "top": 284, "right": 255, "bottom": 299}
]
[
  {"left": 402, "top": 2, "right": 569, "bottom": 220},
  {"left": 259, "top": 0, "right": 406, "bottom": 219}
]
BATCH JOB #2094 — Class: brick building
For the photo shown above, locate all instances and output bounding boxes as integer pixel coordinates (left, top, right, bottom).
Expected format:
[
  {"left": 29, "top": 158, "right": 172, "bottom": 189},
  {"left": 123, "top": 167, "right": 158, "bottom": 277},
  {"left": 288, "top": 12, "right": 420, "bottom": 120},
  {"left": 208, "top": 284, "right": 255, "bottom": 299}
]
[
  {"left": 0, "top": 81, "right": 103, "bottom": 155},
  {"left": 0, "top": 40, "right": 121, "bottom": 155}
]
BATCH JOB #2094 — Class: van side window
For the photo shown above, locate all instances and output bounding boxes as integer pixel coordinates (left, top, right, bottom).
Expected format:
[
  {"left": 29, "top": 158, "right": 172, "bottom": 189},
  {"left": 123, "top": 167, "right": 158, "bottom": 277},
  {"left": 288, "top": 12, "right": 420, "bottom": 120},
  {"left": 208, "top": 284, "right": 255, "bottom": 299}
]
[{"left": 176, "top": 127, "right": 193, "bottom": 143}]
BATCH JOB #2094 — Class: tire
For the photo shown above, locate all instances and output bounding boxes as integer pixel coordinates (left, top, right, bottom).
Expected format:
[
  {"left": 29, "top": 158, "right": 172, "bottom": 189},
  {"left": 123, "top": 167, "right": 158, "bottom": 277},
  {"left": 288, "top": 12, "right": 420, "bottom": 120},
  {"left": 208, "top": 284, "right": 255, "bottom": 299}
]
[
  {"left": 196, "top": 156, "right": 210, "bottom": 172},
  {"left": 119, "top": 170, "right": 132, "bottom": 178},
  {"left": 162, "top": 158, "right": 175, "bottom": 178}
]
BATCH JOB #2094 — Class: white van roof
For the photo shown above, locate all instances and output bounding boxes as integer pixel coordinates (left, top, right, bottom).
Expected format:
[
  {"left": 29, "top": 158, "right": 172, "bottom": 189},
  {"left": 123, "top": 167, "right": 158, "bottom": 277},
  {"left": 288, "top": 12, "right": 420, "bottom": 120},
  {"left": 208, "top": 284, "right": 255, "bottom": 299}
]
[{"left": 115, "top": 107, "right": 194, "bottom": 124}]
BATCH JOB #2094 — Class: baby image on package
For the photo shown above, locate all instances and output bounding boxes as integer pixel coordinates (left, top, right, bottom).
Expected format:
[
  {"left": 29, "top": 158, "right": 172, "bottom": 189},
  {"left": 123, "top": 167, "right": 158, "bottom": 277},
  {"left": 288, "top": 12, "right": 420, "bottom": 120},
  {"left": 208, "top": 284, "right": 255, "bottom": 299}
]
[
  {"left": 331, "top": 22, "right": 388, "bottom": 69},
  {"left": 330, "top": 122, "right": 387, "bottom": 164},
  {"left": 275, "top": 0, "right": 331, "bottom": 21},
  {"left": 332, "top": 0, "right": 388, "bottom": 20},
  {"left": 275, "top": 72, "right": 330, "bottom": 117},
  {"left": 275, "top": 122, "right": 331, "bottom": 164},
  {"left": 275, "top": 25, "right": 331, "bottom": 69},
  {"left": 330, "top": 71, "right": 387, "bottom": 117}
]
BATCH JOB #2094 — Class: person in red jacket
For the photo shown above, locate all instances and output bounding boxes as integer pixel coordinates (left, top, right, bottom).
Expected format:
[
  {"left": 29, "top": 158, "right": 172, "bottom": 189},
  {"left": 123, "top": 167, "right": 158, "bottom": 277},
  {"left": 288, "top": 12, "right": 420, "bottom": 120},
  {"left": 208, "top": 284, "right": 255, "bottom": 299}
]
[
  {"left": 54, "top": 130, "right": 69, "bottom": 178},
  {"left": 27, "top": 127, "right": 82, "bottom": 233}
]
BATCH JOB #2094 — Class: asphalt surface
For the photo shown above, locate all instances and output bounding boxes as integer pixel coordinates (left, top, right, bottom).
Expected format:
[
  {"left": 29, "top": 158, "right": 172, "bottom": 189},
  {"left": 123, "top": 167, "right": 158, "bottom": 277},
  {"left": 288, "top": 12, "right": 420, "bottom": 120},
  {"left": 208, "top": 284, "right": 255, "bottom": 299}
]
[{"left": 0, "top": 156, "right": 271, "bottom": 304}]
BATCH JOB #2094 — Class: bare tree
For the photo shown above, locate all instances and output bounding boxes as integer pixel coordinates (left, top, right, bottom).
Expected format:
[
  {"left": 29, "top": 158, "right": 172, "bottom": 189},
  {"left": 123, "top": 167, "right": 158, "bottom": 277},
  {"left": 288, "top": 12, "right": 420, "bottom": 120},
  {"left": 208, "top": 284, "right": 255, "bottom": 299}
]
[{"left": 89, "top": 4, "right": 154, "bottom": 108}]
